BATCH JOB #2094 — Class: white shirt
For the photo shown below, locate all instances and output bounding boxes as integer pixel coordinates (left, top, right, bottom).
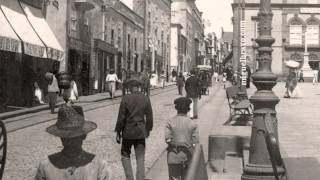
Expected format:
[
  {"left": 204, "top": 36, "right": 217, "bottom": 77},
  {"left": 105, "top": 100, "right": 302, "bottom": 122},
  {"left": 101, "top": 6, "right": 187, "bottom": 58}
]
[
  {"left": 48, "top": 76, "right": 59, "bottom": 92},
  {"left": 106, "top": 74, "right": 120, "bottom": 82}
]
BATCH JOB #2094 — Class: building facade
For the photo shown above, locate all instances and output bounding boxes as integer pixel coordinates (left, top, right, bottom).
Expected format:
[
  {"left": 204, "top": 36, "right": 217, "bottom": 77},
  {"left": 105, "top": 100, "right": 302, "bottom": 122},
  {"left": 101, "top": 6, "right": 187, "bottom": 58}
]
[
  {"left": 232, "top": 0, "right": 320, "bottom": 77},
  {"left": 170, "top": 0, "right": 205, "bottom": 73},
  {"left": 91, "top": 1, "right": 144, "bottom": 93},
  {"left": 133, "top": 0, "right": 171, "bottom": 77}
]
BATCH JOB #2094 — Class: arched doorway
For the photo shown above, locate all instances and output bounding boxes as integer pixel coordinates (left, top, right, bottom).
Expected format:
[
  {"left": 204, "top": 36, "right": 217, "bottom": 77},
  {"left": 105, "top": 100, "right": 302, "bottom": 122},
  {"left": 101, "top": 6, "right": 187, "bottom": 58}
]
[{"left": 309, "top": 53, "right": 320, "bottom": 70}]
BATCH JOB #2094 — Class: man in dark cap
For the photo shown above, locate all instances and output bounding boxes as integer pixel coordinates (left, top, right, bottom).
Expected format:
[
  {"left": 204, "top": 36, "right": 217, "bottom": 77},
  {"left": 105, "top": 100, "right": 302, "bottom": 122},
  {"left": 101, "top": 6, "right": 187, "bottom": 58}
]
[
  {"left": 115, "top": 79, "right": 153, "bottom": 180},
  {"left": 185, "top": 69, "right": 201, "bottom": 119},
  {"left": 165, "top": 97, "right": 199, "bottom": 180},
  {"left": 35, "top": 104, "right": 112, "bottom": 180}
]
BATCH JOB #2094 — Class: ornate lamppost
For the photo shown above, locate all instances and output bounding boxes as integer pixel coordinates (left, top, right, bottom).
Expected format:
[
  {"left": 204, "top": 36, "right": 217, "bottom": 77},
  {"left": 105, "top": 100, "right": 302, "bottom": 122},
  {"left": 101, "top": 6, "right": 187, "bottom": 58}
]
[{"left": 241, "top": 0, "right": 285, "bottom": 180}]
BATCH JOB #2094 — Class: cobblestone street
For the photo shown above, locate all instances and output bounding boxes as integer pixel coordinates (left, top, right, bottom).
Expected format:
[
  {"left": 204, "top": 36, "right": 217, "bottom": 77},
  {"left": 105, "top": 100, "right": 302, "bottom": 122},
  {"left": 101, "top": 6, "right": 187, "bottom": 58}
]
[{"left": 4, "top": 86, "right": 180, "bottom": 180}]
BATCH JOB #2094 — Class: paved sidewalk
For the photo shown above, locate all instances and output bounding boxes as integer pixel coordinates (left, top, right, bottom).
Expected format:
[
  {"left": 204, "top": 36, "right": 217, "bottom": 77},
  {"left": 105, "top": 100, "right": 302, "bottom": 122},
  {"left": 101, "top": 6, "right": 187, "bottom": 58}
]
[
  {"left": 0, "top": 82, "right": 175, "bottom": 120},
  {"left": 146, "top": 81, "right": 320, "bottom": 180}
]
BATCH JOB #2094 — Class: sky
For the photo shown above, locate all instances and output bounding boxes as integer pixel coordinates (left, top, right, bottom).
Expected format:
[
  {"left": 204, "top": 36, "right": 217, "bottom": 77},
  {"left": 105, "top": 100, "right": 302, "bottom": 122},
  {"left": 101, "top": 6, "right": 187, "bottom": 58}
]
[{"left": 120, "top": 0, "right": 233, "bottom": 38}]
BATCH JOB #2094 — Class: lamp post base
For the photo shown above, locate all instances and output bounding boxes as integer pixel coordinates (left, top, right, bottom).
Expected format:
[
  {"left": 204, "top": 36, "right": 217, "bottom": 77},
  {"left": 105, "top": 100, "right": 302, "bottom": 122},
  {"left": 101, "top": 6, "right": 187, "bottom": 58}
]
[{"left": 242, "top": 163, "right": 286, "bottom": 180}]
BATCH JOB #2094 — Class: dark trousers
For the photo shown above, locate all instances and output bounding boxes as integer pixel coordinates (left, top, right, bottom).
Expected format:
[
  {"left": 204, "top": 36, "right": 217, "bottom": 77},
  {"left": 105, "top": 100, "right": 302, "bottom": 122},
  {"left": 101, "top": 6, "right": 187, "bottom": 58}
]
[
  {"left": 121, "top": 139, "right": 146, "bottom": 180},
  {"left": 168, "top": 164, "right": 188, "bottom": 180},
  {"left": 48, "top": 92, "right": 57, "bottom": 113},
  {"left": 178, "top": 85, "right": 183, "bottom": 95},
  {"left": 298, "top": 77, "right": 304, "bottom": 82}
]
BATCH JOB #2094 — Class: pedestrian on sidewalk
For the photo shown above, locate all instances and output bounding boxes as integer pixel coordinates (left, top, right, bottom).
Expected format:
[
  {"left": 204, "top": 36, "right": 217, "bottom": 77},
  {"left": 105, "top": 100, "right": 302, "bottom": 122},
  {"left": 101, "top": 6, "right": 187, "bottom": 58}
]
[
  {"left": 176, "top": 72, "right": 185, "bottom": 95},
  {"left": 213, "top": 71, "right": 219, "bottom": 82},
  {"left": 114, "top": 80, "right": 153, "bottom": 180},
  {"left": 222, "top": 72, "right": 227, "bottom": 89},
  {"left": 106, "top": 69, "right": 121, "bottom": 99},
  {"left": 313, "top": 69, "right": 319, "bottom": 85},
  {"left": 185, "top": 69, "right": 201, "bottom": 119},
  {"left": 298, "top": 70, "right": 304, "bottom": 82},
  {"left": 165, "top": 97, "right": 199, "bottom": 180},
  {"left": 35, "top": 105, "right": 112, "bottom": 180},
  {"left": 47, "top": 73, "right": 59, "bottom": 114},
  {"left": 63, "top": 79, "right": 78, "bottom": 104}
]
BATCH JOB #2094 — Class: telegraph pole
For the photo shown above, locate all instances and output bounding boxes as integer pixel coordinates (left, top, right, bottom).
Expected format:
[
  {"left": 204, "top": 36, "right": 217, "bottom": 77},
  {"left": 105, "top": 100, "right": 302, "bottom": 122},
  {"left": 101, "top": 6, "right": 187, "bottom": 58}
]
[{"left": 241, "top": 0, "right": 285, "bottom": 179}]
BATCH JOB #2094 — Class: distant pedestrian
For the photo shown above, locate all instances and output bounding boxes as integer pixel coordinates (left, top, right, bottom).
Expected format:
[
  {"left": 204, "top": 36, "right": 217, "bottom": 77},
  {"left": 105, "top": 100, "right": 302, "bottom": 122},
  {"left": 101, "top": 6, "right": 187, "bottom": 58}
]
[
  {"left": 285, "top": 70, "right": 302, "bottom": 98},
  {"left": 34, "top": 82, "right": 45, "bottom": 104},
  {"left": 115, "top": 80, "right": 153, "bottom": 180},
  {"left": 313, "top": 69, "right": 318, "bottom": 85},
  {"left": 47, "top": 73, "right": 59, "bottom": 114},
  {"left": 35, "top": 105, "right": 112, "bottom": 180},
  {"left": 165, "top": 97, "right": 199, "bottom": 180},
  {"left": 176, "top": 72, "right": 185, "bottom": 95},
  {"left": 63, "top": 79, "right": 78, "bottom": 104},
  {"left": 160, "top": 71, "right": 166, "bottom": 88},
  {"left": 172, "top": 69, "right": 177, "bottom": 82},
  {"left": 150, "top": 71, "right": 158, "bottom": 87},
  {"left": 213, "top": 71, "right": 219, "bottom": 82},
  {"left": 222, "top": 72, "right": 227, "bottom": 88},
  {"left": 106, "top": 69, "right": 121, "bottom": 99},
  {"left": 185, "top": 69, "right": 201, "bottom": 119},
  {"left": 298, "top": 70, "right": 304, "bottom": 82}
]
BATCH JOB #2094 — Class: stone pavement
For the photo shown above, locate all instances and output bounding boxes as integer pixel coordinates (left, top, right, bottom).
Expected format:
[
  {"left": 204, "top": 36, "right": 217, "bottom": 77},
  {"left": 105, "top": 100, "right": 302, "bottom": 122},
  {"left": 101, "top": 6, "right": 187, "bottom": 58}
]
[{"left": 146, "top": 81, "right": 320, "bottom": 180}]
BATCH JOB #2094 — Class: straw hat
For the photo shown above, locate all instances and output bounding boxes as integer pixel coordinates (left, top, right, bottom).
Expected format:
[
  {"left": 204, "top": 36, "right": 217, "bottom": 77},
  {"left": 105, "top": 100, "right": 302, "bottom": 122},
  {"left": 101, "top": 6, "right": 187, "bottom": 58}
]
[{"left": 46, "top": 105, "right": 97, "bottom": 138}]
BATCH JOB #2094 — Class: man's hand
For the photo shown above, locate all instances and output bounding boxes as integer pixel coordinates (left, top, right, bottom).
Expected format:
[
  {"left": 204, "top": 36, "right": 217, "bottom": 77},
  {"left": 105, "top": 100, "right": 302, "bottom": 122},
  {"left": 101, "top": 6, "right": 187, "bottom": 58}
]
[{"left": 116, "top": 133, "right": 122, "bottom": 144}]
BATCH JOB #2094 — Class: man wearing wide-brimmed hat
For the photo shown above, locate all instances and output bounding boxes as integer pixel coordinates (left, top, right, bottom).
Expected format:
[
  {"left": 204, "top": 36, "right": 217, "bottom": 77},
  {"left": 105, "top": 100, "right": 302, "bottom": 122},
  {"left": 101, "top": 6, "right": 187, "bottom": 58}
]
[
  {"left": 115, "top": 79, "right": 153, "bottom": 180},
  {"left": 35, "top": 104, "right": 112, "bottom": 180},
  {"left": 165, "top": 97, "right": 199, "bottom": 180}
]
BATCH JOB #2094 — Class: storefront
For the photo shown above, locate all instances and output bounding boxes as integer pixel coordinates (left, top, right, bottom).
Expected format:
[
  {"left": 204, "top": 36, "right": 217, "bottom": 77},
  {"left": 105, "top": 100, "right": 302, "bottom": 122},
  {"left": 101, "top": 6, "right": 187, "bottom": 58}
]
[
  {"left": 0, "top": 0, "right": 63, "bottom": 109},
  {"left": 94, "top": 39, "right": 117, "bottom": 93},
  {"left": 69, "top": 37, "right": 91, "bottom": 96}
]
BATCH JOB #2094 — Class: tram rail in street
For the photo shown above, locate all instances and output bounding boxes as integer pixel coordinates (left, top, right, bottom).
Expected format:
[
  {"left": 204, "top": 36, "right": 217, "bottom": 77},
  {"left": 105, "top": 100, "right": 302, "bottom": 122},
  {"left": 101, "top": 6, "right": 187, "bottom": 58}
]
[{"left": 5, "top": 86, "right": 177, "bottom": 134}]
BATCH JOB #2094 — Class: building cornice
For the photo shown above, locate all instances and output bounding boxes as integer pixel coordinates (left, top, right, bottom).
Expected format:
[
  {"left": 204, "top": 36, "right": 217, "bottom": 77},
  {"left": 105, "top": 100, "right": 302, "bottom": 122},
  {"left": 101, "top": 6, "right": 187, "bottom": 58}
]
[{"left": 232, "top": 2, "right": 320, "bottom": 10}]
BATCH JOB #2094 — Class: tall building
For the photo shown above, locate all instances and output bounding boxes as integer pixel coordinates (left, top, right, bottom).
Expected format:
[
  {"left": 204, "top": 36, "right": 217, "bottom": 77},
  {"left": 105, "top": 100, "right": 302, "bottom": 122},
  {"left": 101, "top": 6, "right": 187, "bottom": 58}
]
[
  {"left": 170, "top": 0, "right": 205, "bottom": 72},
  {"left": 91, "top": 1, "right": 144, "bottom": 93},
  {"left": 133, "top": 0, "right": 171, "bottom": 77},
  {"left": 232, "top": 0, "right": 320, "bottom": 77}
]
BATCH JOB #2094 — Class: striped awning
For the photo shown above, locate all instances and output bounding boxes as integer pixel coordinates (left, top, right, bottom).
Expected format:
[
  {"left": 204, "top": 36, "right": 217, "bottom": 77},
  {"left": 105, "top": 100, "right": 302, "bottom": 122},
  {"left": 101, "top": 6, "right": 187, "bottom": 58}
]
[
  {"left": 0, "top": 7, "right": 21, "bottom": 53},
  {"left": 1, "top": 0, "right": 46, "bottom": 58},
  {"left": 21, "top": 2, "right": 64, "bottom": 61}
]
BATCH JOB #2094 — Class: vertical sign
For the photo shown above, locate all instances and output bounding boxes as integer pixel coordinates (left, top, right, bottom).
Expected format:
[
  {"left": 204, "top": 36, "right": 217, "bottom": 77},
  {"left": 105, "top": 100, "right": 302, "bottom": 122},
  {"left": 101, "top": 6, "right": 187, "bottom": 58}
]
[
  {"left": 240, "top": 0, "right": 247, "bottom": 87},
  {"left": 240, "top": 20, "right": 247, "bottom": 86}
]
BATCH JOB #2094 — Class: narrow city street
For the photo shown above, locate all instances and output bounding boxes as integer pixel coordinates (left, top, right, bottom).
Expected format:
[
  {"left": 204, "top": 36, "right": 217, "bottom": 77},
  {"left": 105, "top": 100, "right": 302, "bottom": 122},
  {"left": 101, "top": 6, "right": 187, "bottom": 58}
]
[{"left": 2, "top": 84, "right": 222, "bottom": 180}]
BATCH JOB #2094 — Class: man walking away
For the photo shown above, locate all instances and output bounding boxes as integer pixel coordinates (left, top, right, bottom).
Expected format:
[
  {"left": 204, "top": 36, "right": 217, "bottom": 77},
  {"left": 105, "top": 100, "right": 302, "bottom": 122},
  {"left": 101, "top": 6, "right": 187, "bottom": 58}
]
[
  {"left": 48, "top": 73, "right": 59, "bottom": 114},
  {"left": 115, "top": 80, "right": 153, "bottom": 180},
  {"left": 176, "top": 72, "right": 185, "bottom": 95},
  {"left": 185, "top": 69, "right": 201, "bottom": 119},
  {"left": 298, "top": 70, "right": 304, "bottom": 82},
  {"left": 165, "top": 97, "right": 199, "bottom": 180}
]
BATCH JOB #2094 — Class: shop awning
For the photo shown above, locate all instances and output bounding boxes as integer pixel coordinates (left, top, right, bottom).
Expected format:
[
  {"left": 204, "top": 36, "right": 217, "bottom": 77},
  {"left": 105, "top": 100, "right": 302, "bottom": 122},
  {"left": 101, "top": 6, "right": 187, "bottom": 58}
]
[
  {"left": 21, "top": 2, "right": 64, "bottom": 61},
  {"left": 0, "top": 7, "right": 21, "bottom": 53},
  {"left": 0, "top": 0, "right": 46, "bottom": 58}
]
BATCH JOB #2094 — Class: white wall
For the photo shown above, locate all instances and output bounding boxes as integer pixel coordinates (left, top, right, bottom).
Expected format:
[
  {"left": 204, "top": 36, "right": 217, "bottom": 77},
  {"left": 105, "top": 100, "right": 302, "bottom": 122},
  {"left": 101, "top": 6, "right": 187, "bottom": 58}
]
[{"left": 170, "top": 26, "right": 178, "bottom": 67}]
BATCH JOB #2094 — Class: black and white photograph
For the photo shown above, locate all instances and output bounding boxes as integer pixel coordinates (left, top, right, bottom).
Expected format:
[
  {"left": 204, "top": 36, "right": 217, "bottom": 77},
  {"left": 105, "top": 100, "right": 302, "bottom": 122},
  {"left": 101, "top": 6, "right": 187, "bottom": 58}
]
[{"left": 0, "top": 0, "right": 319, "bottom": 179}]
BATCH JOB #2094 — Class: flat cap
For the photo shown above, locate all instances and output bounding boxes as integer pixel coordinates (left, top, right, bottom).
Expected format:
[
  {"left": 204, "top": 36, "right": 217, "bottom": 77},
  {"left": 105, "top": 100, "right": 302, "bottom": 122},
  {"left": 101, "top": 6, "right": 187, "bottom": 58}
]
[{"left": 174, "top": 97, "right": 192, "bottom": 109}]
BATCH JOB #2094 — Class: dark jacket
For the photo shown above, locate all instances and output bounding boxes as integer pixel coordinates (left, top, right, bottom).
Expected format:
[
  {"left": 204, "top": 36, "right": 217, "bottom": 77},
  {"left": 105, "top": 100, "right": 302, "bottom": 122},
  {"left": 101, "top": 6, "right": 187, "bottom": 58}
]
[
  {"left": 176, "top": 75, "right": 185, "bottom": 87},
  {"left": 115, "top": 92, "right": 153, "bottom": 139},
  {"left": 185, "top": 75, "right": 201, "bottom": 98}
]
